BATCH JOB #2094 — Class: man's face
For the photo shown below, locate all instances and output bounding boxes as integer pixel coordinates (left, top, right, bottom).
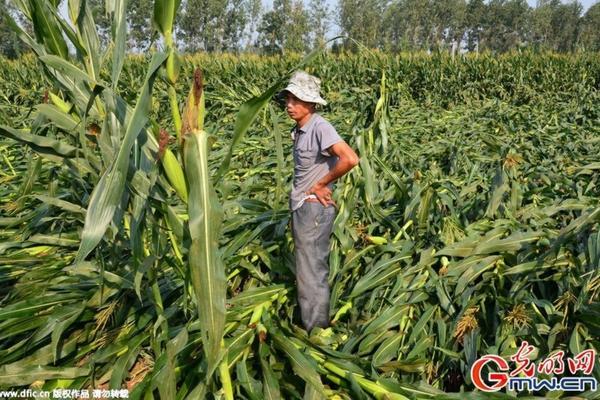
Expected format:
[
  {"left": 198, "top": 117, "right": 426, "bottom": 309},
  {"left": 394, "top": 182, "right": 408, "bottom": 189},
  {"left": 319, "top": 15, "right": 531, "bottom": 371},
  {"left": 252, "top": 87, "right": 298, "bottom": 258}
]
[{"left": 285, "top": 92, "right": 314, "bottom": 123}]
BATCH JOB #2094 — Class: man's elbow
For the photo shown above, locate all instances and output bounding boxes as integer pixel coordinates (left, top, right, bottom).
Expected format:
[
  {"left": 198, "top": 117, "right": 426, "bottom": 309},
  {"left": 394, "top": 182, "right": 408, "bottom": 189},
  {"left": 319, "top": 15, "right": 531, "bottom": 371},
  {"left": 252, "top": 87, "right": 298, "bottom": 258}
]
[{"left": 349, "top": 154, "right": 360, "bottom": 168}]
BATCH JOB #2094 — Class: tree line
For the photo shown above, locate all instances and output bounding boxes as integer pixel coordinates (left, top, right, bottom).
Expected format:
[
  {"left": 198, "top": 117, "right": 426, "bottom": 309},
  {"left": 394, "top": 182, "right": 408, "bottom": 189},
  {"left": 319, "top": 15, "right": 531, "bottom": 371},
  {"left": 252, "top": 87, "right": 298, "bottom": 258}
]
[{"left": 1, "top": 0, "right": 599, "bottom": 58}]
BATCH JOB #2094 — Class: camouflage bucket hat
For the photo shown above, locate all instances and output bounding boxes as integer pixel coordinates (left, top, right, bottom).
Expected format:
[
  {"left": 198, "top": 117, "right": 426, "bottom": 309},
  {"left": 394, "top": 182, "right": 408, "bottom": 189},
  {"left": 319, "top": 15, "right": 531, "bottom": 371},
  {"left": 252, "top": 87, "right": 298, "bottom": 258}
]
[{"left": 280, "top": 71, "right": 327, "bottom": 106}]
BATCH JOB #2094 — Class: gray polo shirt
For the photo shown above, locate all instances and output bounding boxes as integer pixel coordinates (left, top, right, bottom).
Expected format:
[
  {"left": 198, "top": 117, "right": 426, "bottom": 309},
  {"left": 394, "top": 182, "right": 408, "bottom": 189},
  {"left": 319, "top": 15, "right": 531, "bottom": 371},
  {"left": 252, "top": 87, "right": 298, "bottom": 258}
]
[{"left": 290, "top": 113, "right": 342, "bottom": 211}]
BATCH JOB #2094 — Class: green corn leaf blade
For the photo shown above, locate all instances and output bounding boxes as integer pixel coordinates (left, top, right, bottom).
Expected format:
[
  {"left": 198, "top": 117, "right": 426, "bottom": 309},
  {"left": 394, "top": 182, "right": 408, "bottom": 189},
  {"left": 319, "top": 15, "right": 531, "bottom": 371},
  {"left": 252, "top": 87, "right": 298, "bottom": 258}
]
[
  {"left": 485, "top": 166, "right": 508, "bottom": 218},
  {"left": 75, "top": 52, "right": 167, "bottom": 263},
  {"left": 228, "top": 285, "right": 286, "bottom": 308},
  {"left": 259, "top": 341, "right": 281, "bottom": 400},
  {"left": 50, "top": 304, "right": 85, "bottom": 363},
  {"left": 360, "top": 304, "right": 409, "bottom": 338},
  {"left": 473, "top": 231, "right": 543, "bottom": 255},
  {"left": 236, "top": 358, "right": 263, "bottom": 400},
  {"left": 463, "top": 329, "right": 479, "bottom": 366},
  {"left": 377, "top": 359, "right": 427, "bottom": 374},
  {"left": 346, "top": 372, "right": 369, "bottom": 400},
  {"left": 152, "top": 0, "right": 181, "bottom": 37},
  {"left": 28, "top": 0, "right": 68, "bottom": 58},
  {"left": 373, "top": 154, "right": 406, "bottom": 198},
  {"left": 406, "top": 336, "right": 434, "bottom": 360},
  {"left": 25, "top": 234, "right": 78, "bottom": 248},
  {"left": 376, "top": 379, "right": 446, "bottom": 398},
  {"left": 271, "top": 330, "right": 325, "bottom": 396},
  {"left": 183, "top": 381, "right": 207, "bottom": 400},
  {"left": 455, "top": 256, "right": 502, "bottom": 296},
  {"left": 268, "top": 104, "right": 286, "bottom": 206},
  {"left": 0, "top": 318, "right": 48, "bottom": 342},
  {"left": 0, "top": 125, "right": 77, "bottom": 158},
  {"left": 350, "top": 250, "right": 412, "bottom": 298},
  {"left": 109, "top": 333, "right": 147, "bottom": 389},
  {"left": 0, "top": 365, "right": 89, "bottom": 387},
  {"left": 434, "top": 346, "right": 462, "bottom": 360},
  {"left": 24, "top": 303, "right": 82, "bottom": 347},
  {"left": 359, "top": 330, "right": 393, "bottom": 355},
  {"left": 183, "top": 130, "right": 226, "bottom": 378},
  {"left": 437, "top": 235, "right": 481, "bottom": 258},
  {"left": 32, "top": 195, "right": 86, "bottom": 215},
  {"left": 407, "top": 305, "right": 437, "bottom": 345},
  {"left": 156, "top": 328, "right": 188, "bottom": 400},
  {"left": 5, "top": 5, "right": 47, "bottom": 57},
  {"left": 35, "top": 104, "right": 81, "bottom": 133},
  {"left": 417, "top": 187, "right": 435, "bottom": 229},
  {"left": 110, "top": 0, "right": 128, "bottom": 87},
  {"left": 226, "top": 329, "right": 254, "bottom": 368},
  {"left": 55, "top": 12, "right": 88, "bottom": 57},
  {"left": 68, "top": 0, "right": 101, "bottom": 80},
  {"left": 2, "top": 331, "right": 80, "bottom": 367},
  {"left": 372, "top": 333, "right": 402, "bottom": 367},
  {"left": 37, "top": 59, "right": 96, "bottom": 114},
  {"left": 39, "top": 55, "right": 96, "bottom": 86},
  {"left": 569, "top": 323, "right": 584, "bottom": 356}
]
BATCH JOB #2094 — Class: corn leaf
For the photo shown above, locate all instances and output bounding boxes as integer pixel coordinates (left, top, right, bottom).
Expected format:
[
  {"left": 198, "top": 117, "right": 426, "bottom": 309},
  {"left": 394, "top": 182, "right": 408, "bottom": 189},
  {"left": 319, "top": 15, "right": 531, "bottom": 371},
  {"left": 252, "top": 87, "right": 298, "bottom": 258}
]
[
  {"left": 75, "top": 52, "right": 167, "bottom": 263},
  {"left": 183, "top": 130, "right": 226, "bottom": 377}
]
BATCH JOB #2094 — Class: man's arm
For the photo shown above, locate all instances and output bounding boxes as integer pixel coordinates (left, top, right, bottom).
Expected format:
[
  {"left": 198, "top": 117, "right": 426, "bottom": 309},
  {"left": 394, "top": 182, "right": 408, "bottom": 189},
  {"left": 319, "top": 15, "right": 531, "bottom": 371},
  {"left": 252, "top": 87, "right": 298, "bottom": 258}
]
[{"left": 308, "top": 141, "right": 359, "bottom": 206}]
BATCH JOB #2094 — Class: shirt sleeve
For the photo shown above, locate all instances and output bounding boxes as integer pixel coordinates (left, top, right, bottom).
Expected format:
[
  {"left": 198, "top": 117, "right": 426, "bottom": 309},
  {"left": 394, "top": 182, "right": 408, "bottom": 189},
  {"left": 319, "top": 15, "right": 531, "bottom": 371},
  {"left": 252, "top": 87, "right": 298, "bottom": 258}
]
[{"left": 316, "top": 121, "right": 343, "bottom": 157}]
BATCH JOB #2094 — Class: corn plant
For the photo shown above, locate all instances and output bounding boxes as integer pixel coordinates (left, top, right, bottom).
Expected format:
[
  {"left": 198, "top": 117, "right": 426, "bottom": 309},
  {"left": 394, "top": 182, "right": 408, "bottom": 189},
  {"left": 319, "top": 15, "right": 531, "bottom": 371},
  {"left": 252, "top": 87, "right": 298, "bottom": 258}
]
[{"left": 1, "top": 5, "right": 600, "bottom": 399}]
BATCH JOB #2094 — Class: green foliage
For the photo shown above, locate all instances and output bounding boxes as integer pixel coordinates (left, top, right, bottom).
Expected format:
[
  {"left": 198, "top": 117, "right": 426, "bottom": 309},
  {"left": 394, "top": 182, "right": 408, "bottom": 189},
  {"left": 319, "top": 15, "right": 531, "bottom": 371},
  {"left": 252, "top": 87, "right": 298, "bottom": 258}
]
[
  {"left": 179, "top": 0, "right": 249, "bottom": 52},
  {"left": 0, "top": 0, "right": 29, "bottom": 59},
  {"left": 257, "top": 0, "right": 311, "bottom": 54},
  {"left": 0, "top": 5, "right": 600, "bottom": 397},
  {"left": 579, "top": 2, "right": 600, "bottom": 51}
]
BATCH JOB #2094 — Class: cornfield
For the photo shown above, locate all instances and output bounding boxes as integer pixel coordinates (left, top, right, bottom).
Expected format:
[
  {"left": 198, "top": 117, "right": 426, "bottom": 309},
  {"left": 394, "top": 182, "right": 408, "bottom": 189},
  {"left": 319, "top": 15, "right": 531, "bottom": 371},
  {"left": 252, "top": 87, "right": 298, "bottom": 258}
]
[{"left": 1, "top": 1, "right": 600, "bottom": 399}]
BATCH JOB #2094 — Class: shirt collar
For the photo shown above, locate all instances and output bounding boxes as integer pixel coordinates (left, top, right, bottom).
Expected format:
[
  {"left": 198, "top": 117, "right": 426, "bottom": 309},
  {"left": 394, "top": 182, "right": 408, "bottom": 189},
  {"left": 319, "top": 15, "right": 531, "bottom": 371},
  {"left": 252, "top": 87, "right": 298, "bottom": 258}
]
[{"left": 291, "top": 113, "right": 318, "bottom": 140}]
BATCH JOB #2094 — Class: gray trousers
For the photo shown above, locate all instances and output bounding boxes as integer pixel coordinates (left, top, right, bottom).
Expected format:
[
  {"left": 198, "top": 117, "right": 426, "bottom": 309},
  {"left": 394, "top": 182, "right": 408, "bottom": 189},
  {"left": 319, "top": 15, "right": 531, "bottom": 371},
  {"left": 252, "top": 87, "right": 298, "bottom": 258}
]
[{"left": 292, "top": 201, "right": 336, "bottom": 332}]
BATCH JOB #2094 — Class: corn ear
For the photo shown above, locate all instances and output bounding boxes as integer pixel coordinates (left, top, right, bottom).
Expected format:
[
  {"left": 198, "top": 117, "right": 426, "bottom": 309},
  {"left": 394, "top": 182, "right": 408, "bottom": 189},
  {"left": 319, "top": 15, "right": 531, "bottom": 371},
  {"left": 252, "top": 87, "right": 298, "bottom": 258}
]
[
  {"left": 161, "top": 148, "right": 188, "bottom": 203},
  {"left": 49, "top": 93, "right": 71, "bottom": 113},
  {"left": 166, "top": 48, "right": 181, "bottom": 85},
  {"left": 366, "top": 235, "right": 387, "bottom": 245}
]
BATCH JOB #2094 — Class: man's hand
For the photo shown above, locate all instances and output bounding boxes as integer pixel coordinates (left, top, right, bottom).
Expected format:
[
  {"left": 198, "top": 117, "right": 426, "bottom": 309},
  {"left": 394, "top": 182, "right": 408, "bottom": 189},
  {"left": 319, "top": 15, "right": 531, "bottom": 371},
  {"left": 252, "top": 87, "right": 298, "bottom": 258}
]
[
  {"left": 308, "top": 141, "right": 359, "bottom": 207},
  {"left": 308, "top": 182, "right": 335, "bottom": 206}
]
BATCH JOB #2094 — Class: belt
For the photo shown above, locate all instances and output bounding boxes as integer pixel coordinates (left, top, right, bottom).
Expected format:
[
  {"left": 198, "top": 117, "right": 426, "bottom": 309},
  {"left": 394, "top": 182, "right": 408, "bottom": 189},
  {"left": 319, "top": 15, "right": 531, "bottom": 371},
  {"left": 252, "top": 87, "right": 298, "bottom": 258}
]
[{"left": 304, "top": 198, "right": 337, "bottom": 207}]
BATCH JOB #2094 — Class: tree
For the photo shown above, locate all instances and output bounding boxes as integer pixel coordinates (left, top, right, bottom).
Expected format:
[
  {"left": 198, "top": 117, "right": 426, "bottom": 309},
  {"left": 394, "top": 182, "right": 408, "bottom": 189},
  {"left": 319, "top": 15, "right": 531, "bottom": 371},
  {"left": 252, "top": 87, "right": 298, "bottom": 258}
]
[
  {"left": 0, "top": 0, "right": 29, "bottom": 59},
  {"left": 382, "top": 0, "right": 430, "bottom": 51},
  {"left": 221, "top": 0, "right": 249, "bottom": 51},
  {"left": 552, "top": 0, "right": 582, "bottom": 52},
  {"left": 179, "top": 0, "right": 226, "bottom": 52},
  {"left": 286, "top": 0, "right": 310, "bottom": 52},
  {"left": 530, "top": 0, "right": 555, "bottom": 49},
  {"left": 480, "top": 0, "right": 531, "bottom": 52},
  {"left": 429, "top": 0, "right": 456, "bottom": 50},
  {"left": 243, "top": 0, "right": 262, "bottom": 50},
  {"left": 465, "top": 0, "right": 486, "bottom": 51},
  {"left": 179, "top": 0, "right": 249, "bottom": 52},
  {"left": 578, "top": 1, "right": 600, "bottom": 51},
  {"left": 257, "top": 7, "right": 286, "bottom": 54},
  {"left": 86, "top": 0, "right": 111, "bottom": 48},
  {"left": 531, "top": 0, "right": 582, "bottom": 52},
  {"left": 309, "top": 0, "right": 329, "bottom": 49},
  {"left": 128, "top": 0, "right": 154, "bottom": 52},
  {"left": 447, "top": 0, "right": 468, "bottom": 55},
  {"left": 338, "top": 0, "right": 386, "bottom": 50},
  {"left": 257, "top": 0, "right": 309, "bottom": 54}
]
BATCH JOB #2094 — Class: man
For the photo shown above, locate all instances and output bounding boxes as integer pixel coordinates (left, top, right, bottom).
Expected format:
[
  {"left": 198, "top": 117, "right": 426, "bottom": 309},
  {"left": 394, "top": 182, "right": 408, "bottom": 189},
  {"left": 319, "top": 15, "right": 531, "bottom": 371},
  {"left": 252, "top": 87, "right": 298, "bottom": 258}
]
[{"left": 281, "top": 71, "right": 359, "bottom": 333}]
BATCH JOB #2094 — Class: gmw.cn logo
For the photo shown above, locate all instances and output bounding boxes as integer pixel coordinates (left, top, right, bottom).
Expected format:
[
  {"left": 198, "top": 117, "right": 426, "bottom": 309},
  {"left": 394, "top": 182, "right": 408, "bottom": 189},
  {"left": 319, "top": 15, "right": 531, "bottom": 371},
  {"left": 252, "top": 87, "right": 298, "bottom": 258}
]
[{"left": 470, "top": 341, "right": 597, "bottom": 392}]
